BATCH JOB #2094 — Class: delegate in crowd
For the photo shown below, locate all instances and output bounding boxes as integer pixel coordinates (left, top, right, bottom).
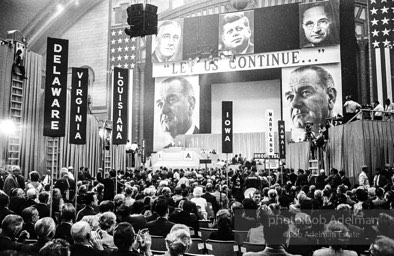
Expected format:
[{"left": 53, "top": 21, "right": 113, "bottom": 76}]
[{"left": 0, "top": 160, "right": 393, "bottom": 256}]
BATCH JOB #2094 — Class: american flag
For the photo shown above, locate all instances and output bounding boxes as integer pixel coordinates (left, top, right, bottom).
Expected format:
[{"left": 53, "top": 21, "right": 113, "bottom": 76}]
[
  {"left": 109, "top": 27, "right": 137, "bottom": 70},
  {"left": 369, "top": 0, "right": 393, "bottom": 103}
]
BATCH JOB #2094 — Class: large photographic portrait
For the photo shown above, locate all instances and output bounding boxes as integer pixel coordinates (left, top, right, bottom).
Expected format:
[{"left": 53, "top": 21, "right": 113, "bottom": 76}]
[
  {"left": 282, "top": 64, "right": 343, "bottom": 142},
  {"left": 152, "top": 19, "right": 184, "bottom": 63},
  {"left": 299, "top": 0, "right": 340, "bottom": 48},
  {"left": 153, "top": 75, "right": 200, "bottom": 150},
  {"left": 218, "top": 10, "right": 254, "bottom": 56}
]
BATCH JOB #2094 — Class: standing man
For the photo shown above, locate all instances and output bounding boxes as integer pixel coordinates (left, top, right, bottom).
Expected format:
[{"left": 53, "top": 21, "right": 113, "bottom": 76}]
[
  {"left": 384, "top": 98, "right": 394, "bottom": 121},
  {"left": 359, "top": 165, "right": 370, "bottom": 189},
  {"left": 284, "top": 65, "right": 337, "bottom": 135},
  {"left": 219, "top": 12, "right": 254, "bottom": 55},
  {"left": 3, "top": 166, "right": 22, "bottom": 196},
  {"left": 372, "top": 100, "right": 384, "bottom": 120},
  {"left": 300, "top": 2, "right": 339, "bottom": 47},
  {"left": 343, "top": 95, "right": 361, "bottom": 123},
  {"left": 157, "top": 77, "right": 199, "bottom": 147},
  {"left": 152, "top": 20, "right": 182, "bottom": 63}
]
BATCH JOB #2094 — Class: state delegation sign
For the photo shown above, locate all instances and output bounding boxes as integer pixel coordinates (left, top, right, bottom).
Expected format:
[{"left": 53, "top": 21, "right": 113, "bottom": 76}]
[
  {"left": 112, "top": 67, "right": 129, "bottom": 145},
  {"left": 44, "top": 37, "right": 69, "bottom": 137}
]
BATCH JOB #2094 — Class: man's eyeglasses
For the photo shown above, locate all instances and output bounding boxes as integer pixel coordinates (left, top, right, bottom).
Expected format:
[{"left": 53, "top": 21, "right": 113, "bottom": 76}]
[{"left": 303, "top": 18, "right": 329, "bottom": 30}]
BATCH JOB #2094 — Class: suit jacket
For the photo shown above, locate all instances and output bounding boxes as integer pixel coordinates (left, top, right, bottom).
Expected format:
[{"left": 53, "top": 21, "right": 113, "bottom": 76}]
[
  {"left": 54, "top": 177, "right": 76, "bottom": 201},
  {"left": 0, "top": 235, "right": 32, "bottom": 253},
  {"left": 22, "top": 222, "right": 36, "bottom": 239},
  {"left": 169, "top": 210, "right": 199, "bottom": 232},
  {"left": 202, "top": 192, "right": 219, "bottom": 214},
  {"left": 34, "top": 203, "right": 50, "bottom": 218},
  {"left": 295, "top": 174, "right": 309, "bottom": 187},
  {"left": 127, "top": 214, "right": 147, "bottom": 233},
  {"left": 340, "top": 176, "right": 352, "bottom": 188},
  {"left": 9, "top": 197, "right": 27, "bottom": 216},
  {"left": 0, "top": 207, "right": 14, "bottom": 224},
  {"left": 55, "top": 222, "right": 73, "bottom": 244},
  {"left": 3, "top": 174, "right": 19, "bottom": 196},
  {"left": 97, "top": 173, "right": 115, "bottom": 200},
  {"left": 146, "top": 217, "right": 175, "bottom": 237},
  {"left": 76, "top": 205, "right": 98, "bottom": 222},
  {"left": 373, "top": 174, "right": 388, "bottom": 188},
  {"left": 70, "top": 244, "right": 108, "bottom": 256}
]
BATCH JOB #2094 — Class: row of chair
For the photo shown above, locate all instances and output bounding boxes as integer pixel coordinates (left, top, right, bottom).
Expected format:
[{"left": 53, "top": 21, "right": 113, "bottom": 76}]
[
  {"left": 195, "top": 228, "right": 249, "bottom": 245},
  {"left": 151, "top": 236, "right": 265, "bottom": 256}
]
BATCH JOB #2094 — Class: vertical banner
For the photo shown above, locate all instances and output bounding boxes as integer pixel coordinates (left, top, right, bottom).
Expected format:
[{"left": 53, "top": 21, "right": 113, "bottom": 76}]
[
  {"left": 69, "top": 68, "right": 88, "bottom": 144},
  {"left": 222, "top": 101, "right": 233, "bottom": 153},
  {"left": 43, "top": 37, "right": 69, "bottom": 137},
  {"left": 265, "top": 109, "right": 274, "bottom": 155},
  {"left": 112, "top": 67, "right": 128, "bottom": 145},
  {"left": 141, "top": 139, "right": 146, "bottom": 164},
  {"left": 278, "top": 120, "right": 286, "bottom": 159}
]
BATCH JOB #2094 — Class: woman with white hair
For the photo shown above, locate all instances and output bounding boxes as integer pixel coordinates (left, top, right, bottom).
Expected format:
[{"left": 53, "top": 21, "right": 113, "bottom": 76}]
[
  {"left": 97, "top": 212, "right": 117, "bottom": 249},
  {"left": 31, "top": 217, "right": 57, "bottom": 253},
  {"left": 191, "top": 187, "right": 207, "bottom": 220},
  {"left": 163, "top": 225, "right": 192, "bottom": 256}
]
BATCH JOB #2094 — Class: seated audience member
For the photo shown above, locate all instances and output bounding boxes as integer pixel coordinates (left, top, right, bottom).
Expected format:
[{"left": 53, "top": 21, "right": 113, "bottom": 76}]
[
  {"left": 70, "top": 221, "right": 106, "bottom": 256},
  {"left": 164, "top": 226, "right": 192, "bottom": 256},
  {"left": 208, "top": 216, "right": 234, "bottom": 241},
  {"left": 373, "top": 213, "right": 394, "bottom": 240},
  {"left": 55, "top": 203, "right": 76, "bottom": 244},
  {"left": 243, "top": 215, "right": 301, "bottom": 256},
  {"left": 31, "top": 217, "right": 57, "bottom": 254},
  {"left": 191, "top": 187, "right": 208, "bottom": 220},
  {"left": 233, "top": 198, "right": 258, "bottom": 231},
  {"left": 146, "top": 199, "right": 175, "bottom": 237},
  {"left": 212, "top": 209, "right": 231, "bottom": 228},
  {"left": 21, "top": 206, "right": 40, "bottom": 239},
  {"left": 0, "top": 215, "right": 31, "bottom": 252},
  {"left": 9, "top": 188, "right": 27, "bottom": 216},
  {"left": 128, "top": 200, "right": 147, "bottom": 233},
  {"left": 369, "top": 236, "right": 394, "bottom": 256},
  {"left": 97, "top": 212, "right": 117, "bottom": 249},
  {"left": 287, "top": 213, "right": 314, "bottom": 256},
  {"left": 39, "top": 238, "right": 70, "bottom": 256},
  {"left": 111, "top": 222, "right": 152, "bottom": 256},
  {"left": 169, "top": 199, "right": 199, "bottom": 232},
  {"left": 34, "top": 191, "right": 50, "bottom": 218},
  {"left": 247, "top": 204, "right": 273, "bottom": 244},
  {"left": 0, "top": 191, "right": 14, "bottom": 224},
  {"left": 81, "top": 215, "right": 100, "bottom": 232},
  {"left": 26, "top": 188, "right": 38, "bottom": 207},
  {"left": 76, "top": 192, "right": 98, "bottom": 221},
  {"left": 312, "top": 221, "right": 357, "bottom": 256}
]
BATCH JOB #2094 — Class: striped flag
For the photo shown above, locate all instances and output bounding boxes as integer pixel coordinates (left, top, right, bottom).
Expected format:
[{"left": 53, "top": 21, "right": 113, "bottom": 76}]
[
  {"left": 109, "top": 27, "right": 137, "bottom": 70},
  {"left": 369, "top": 0, "right": 393, "bottom": 103}
]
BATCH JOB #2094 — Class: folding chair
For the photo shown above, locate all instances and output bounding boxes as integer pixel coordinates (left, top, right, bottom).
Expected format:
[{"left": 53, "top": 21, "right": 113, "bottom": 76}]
[
  {"left": 150, "top": 235, "right": 166, "bottom": 251},
  {"left": 198, "top": 219, "right": 211, "bottom": 228},
  {"left": 188, "top": 237, "right": 205, "bottom": 254},
  {"left": 198, "top": 228, "right": 217, "bottom": 242},
  {"left": 233, "top": 230, "right": 249, "bottom": 245},
  {"left": 205, "top": 239, "right": 239, "bottom": 256},
  {"left": 241, "top": 242, "right": 266, "bottom": 253}
]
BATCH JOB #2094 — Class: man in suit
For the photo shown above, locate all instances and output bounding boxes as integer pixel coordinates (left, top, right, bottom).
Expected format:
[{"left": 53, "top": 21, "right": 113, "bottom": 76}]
[
  {"left": 157, "top": 77, "right": 199, "bottom": 148},
  {"left": 169, "top": 199, "right": 199, "bottom": 232},
  {"left": 146, "top": 199, "right": 175, "bottom": 237},
  {"left": 152, "top": 20, "right": 182, "bottom": 63},
  {"left": 324, "top": 168, "right": 341, "bottom": 189},
  {"left": 295, "top": 169, "right": 309, "bottom": 187},
  {"left": 76, "top": 192, "right": 98, "bottom": 222},
  {"left": 0, "top": 215, "right": 32, "bottom": 253},
  {"left": 54, "top": 167, "right": 76, "bottom": 202},
  {"left": 0, "top": 191, "right": 14, "bottom": 224},
  {"left": 373, "top": 168, "right": 388, "bottom": 188},
  {"left": 219, "top": 12, "right": 254, "bottom": 55},
  {"left": 34, "top": 191, "right": 50, "bottom": 219},
  {"left": 55, "top": 203, "right": 75, "bottom": 244},
  {"left": 339, "top": 170, "right": 351, "bottom": 188},
  {"left": 202, "top": 183, "right": 220, "bottom": 215},
  {"left": 3, "top": 165, "right": 22, "bottom": 196},
  {"left": 70, "top": 221, "right": 106, "bottom": 256}
]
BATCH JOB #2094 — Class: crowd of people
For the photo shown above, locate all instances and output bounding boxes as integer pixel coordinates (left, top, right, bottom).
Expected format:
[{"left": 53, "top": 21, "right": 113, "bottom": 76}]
[{"left": 0, "top": 160, "right": 393, "bottom": 256}]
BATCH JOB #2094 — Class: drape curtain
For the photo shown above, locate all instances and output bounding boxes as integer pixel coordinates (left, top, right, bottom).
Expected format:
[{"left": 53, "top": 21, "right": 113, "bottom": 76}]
[
  {"left": 285, "top": 141, "right": 310, "bottom": 170},
  {"left": 20, "top": 51, "right": 47, "bottom": 176},
  {"left": 329, "top": 120, "right": 394, "bottom": 185},
  {"left": 111, "top": 144, "right": 126, "bottom": 171}
]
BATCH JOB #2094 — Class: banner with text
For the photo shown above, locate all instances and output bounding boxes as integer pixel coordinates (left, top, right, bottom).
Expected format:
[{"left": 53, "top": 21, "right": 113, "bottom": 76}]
[
  {"left": 69, "top": 68, "right": 88, "bottom": 144},
  {"left": 112, "top": 67, "right": 129, "bottom": 145},
  {"left": 278, "top": 120, "right": 286, "bottom": 159},
  {"left": 265, "top": 110, "right": 274, "bottom": 155},
  {"left": 222, "top": 101, "right": 233, "bottom": 154},
  {"left": 44, "top": 37, "right": 69, "bottom": 137},
  {"left": 152, "top": 46, "right": 340, "bottom": 77}
]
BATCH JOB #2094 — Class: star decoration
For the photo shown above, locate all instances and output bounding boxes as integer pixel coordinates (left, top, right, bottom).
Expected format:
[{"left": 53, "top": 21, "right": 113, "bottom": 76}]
[
  {"left": 111, "top": 48, "right": 115, "bottom": 53},
  {"left": 117, "top": 30, "right": 122, "bottom": 35},
  {"left": 370, "top": 7, "right": 378, "bottom": 15},
  {"left": 381, "top": 6, "right": 389, "bottom": 14},
  {"left": 124, "top": 55, "right": 129, "bottom": 60},
  {"left": 111, "top": 56, "right": 115, "bottom": 61},
  {"left": 111, "top": 39, "right": 116, "bottom": 44},
  {"left": 372, "top": 29, "right": 379, "bottom": 37},
  {"left": 381, "top": 0, "right": 387, "bottom": 2},
  {"left": 117, "top": 55, "right": 122, "bottom": 61},
  {"left": 125, "top": 38, "right": 130, "bottom": 43},
  {"left": 371, "top": 18, "right": 379, "bottom": 26},
  {"left": 372, "top": 40, "right": 379, "bottom": 48},
  {"left": 383, "top": 39, "right": 391, "bottom": 47},
  {"left": 131, "top": 54, "right": 136, "bottom": 60},
  {"left": 117, "top": 64, "right": 121, "bottom": 68},
  {"left": 124, "top": 46, "right": 129, "bottom": 51},
  {"left": 381, "top": 17, "right": 389, "bottom": 24},
  {"left": 111, "top": 31, "right": 116, "bottom": 36},
  {"left": 382, "top": 28, "right": 390, "bottom": 36},
  {"left": 132, "top": 38, "right": 136, "bottom": 42},
  {"left": 117, "top": 38, "right": 123, "bottom": 44},
  {"left": 117, "top": 46, "right": 123, "bottom": 52},
  {"left": 130, "top": 63, "right": 135, "bottom": 69},
  {"left": 131, "top": 45, "right": 136, "bottom": 51},
  {"left": 123, "top": 63, "right": 128, "bottom": 68}
]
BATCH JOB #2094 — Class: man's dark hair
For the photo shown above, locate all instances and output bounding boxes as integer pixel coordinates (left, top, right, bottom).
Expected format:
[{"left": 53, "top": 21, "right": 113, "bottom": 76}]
[
  {"left": 291, "top": 65, "right": 335, "bottom": 91},
  {"left": 161, "top": 77, "right": 195, "bottom": 98},
  {"left": 114, "top": 222, "right": 135, "bottom": 250},
  {"left": 264, "top": 215, "right": 290, "bottom": 245},
  {"left": 376, "top": 187, "right": 384, "bottom": 198},
  {"left": 155, "top": 199, "right": 169, "bottom": 217},
  {"left": 182, "top": 200, "right": 194, "bottom": 213},
  {"left": 339, "top": 170, "right": 345, "bottom": 176},
  {"left": 99, "top": 200, "right": 114, "bottom": 213},
  {"left": 131, "top": 200, "right": 144, "bottom": 214},
  {"left": 30, "top": 171, "right": 40, "bottom": 182},
  {"left": 331, "top": 168, "right": 338, "bottom": 174},
  {"left": 84, "top": 192, "right": 96, "bottom": 205},
  {"left": 61, "top": 203, "right": 76, "bottom": 222},
  {"left": 0, "top": 192, "right": 10, "bottom": 207},
  {"left": 39, "top": 191, "right": 49, "bottom": 204},
  {"left": 220, "top": 12, "right": 250, "bottom": 36}
]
